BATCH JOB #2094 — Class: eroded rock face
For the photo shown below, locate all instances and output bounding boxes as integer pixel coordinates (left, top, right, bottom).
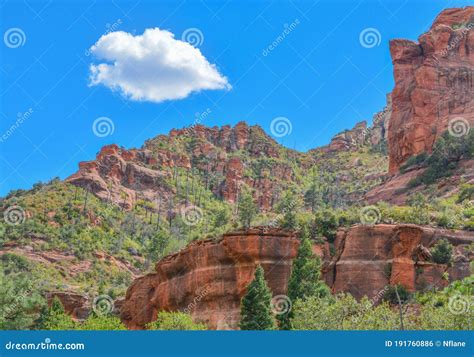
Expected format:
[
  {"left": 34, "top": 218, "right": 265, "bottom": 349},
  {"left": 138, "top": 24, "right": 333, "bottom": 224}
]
[
  {"left": 365, "top": 158, "right": 474, "bottom": 205},
  {"left": 46, "top": 292, "right": 90, "bottom": 320},
  {"left": 332, "top": 224, "right": 473, "bottom": 299},
  {"left": 121, "top": 225, "right": 473, "bottom": 330},
  {"left": 67, "top": 123, "right": 293, "bottom": 212},
  {"left": 388, "top": 7, "right": 474, "bottom": 173},
  {"left": 121, "top": 228, "right": 303, "bottom": 329},
  {"left": 370, "top": 94, "right": 391, "bottom": 147},
  {"left": 323, "top": 121, "right": 369, "bottom": 152}
]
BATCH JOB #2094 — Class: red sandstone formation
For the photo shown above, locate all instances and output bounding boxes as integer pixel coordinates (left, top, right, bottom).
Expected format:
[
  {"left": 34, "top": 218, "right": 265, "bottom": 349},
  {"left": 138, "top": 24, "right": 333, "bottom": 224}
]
[
  {"left": 388, "top": 7, "right": 474, "bottom": 173},
  {"left": 365, "top": 158, "right": 474, "bottom": 205},
  {"left": 66, "top": 122, "right": 294, "bottom": 211},
  {"left": 332, "top": 224, "right": 472, "bottom": 299},
  {"left": 322, "top": 121, "right": 369, "bottom": 153},
  {"left": 121, "top": 225, "right": 473, "bottom": 330},
  {"left": 46, "top": 292, "right": 90, "bottom": 320},
  {"left": 121, "top": 228, "right": 303, "bottom": 330}
]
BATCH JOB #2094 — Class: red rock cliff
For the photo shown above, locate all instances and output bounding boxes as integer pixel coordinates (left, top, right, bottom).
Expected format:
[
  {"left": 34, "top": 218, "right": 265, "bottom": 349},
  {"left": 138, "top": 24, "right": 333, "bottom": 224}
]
[
  {"left": 121, "top": 225, "right": 472, "bottom": 330},
  {"left": 388, "top": 7, "right": 474, "bottom": 173}
]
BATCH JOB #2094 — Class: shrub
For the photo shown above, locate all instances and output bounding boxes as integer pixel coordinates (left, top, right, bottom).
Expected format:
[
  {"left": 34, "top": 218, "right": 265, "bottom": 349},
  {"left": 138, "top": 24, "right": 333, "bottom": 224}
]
[
  {"left": 0, "top": 270, "right": 46, "bottom": 330},
  {"left": 457, "top": 183, "right": 474, "bottom": 203},
  {"left": 40, "top": 297, "right": 75, "bottom": 330},
  {"left": 291, "top": 294, "right": 401, "bottom": 330},
  {"left": 383, "top": 284, "right": 410, "bottom": 305},
  {"left": 237, "top": 188, "right": 258, "bottom": 229},
  {"left": 430, "top": 239, "right": 453, "bottom": 264},
  {"left": 312, "top": 210, "right": 339, "bottom": 242},
  {"left": 146, "top": 312, "right": 206, "bottom": 330},
  {"left": 78, "top": 315, "right": 126, "bottom": 330},
  {"left": 400, "top": 152, "right": 428, "bottom": 173}
]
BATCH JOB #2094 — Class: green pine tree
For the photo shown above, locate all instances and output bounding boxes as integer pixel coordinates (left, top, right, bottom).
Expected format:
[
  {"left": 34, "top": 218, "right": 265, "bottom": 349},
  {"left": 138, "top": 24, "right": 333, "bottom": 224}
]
[
  {"left": 279, "top": 234, "right": 330, "bottom": 329},
  {"left": 277, "top": 189, "right": 300, "bottom": 230},
  {"left": 239, "top": 265, "right": 276, "bottom": 330},
  {"left": 40, "top": 297, "right": 76, "bottom": 330},
  {"left": 237, "top": 189, "right": 258, "bottom": 229}
]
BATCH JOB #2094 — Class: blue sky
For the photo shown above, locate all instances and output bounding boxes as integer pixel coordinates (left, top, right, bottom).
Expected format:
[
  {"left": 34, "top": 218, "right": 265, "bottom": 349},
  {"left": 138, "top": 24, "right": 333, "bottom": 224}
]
[{"left": 0, "top": 0, "right": 472, "bottom": 196}]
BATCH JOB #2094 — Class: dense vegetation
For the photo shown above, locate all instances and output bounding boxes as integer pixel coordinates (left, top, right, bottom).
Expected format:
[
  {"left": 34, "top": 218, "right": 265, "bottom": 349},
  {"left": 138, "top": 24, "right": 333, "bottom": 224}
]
[
  {"left": 292, "top": 276, "right": 473, "bottom": 330},
  {"left": 146, "top": 312, "right": 206, "bottom": 330},
  {"left": 0, "top": 125, "right": 472, "bottom": 331},
  {"left": 237, "top": 246, "right": 472, "bottom": 331}
]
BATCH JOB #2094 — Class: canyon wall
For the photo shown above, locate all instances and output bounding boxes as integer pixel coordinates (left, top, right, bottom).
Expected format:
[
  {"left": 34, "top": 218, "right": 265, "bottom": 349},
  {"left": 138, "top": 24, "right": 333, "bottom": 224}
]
[
  {"left": 121, "top": 225, "right": 473, "bottom": 330},
  {"left": 388, "top": 7, "right": 474, "bottom": 173}
]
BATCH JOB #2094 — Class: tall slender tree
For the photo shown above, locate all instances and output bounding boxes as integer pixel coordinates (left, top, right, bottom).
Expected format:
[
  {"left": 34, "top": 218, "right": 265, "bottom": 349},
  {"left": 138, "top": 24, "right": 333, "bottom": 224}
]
[
  {"left": 279, "top": 232, "right": 330, "bottom": 329},
  {"left": 239, "top": 265, "right": 275, "bottom": 330},
  {"left": 237, "top": 188, "right": 257, "bottom": 229}
]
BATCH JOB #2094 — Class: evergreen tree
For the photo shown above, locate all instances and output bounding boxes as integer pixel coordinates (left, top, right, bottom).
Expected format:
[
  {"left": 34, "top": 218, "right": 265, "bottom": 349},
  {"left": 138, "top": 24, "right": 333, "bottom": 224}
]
[
  {"left": 239, "top": 265, "right": 275, "bottom": 330},
  {"left": 0, "top": 270, "right": 45, "bottom": 330},
  {"left": 279, "top": 234, "right": 330, "bottom": 329},
  {"left": 237, "top": 189, "right": 257, "bottom": 229},
  {"left": 40, "top": 297, "right": 75, "bottom": 330},
  {"left": 277, "top": 189, "right": 300, "bottom": 230}
]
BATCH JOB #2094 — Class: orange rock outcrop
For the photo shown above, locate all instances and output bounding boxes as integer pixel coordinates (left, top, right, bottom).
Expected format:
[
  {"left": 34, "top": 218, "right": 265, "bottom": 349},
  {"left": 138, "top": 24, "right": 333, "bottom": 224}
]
[
  {"left": 121, "top": 225, "right": 473, "bottom": 329},
  {"left": 388, "top": 7, "right": 474, "bottom": 173}
]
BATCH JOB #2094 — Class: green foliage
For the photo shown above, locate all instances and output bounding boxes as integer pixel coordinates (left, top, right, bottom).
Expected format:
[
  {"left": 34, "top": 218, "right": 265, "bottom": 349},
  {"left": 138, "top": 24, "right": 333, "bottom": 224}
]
[
  {"left": 0, "top": 269, "right": 46, "bottom": 330},
  {"left": 40, "top": 297, "right": 76, "bottom": 330},
  {"left": 146, "top": 311, "right": 206, "bottom": 330},
  {"left": 430, "top": 239, "right": 453, "bottom": 265},
  {"left": 212, "top": 206, "right": 230, "bottom": 229},
  {"left": 292, "top": 294, "right": 401, "bottom": 330},
  {"left": 406, "top": 193, "right": 429, "bottom": 225},
  {"left": 279, "top": 235, "right": 330, "bottom": 329},
  {"left": 312, "top": 210, "right": 339, "bottom": 242},
  {"left": 78, "top": 314, "right": 126, "bottom": 330},
  {"left": 276, "top": 190, "right": 300, "bottom": 230},
  {"left": 399, "top": 152, "right": 428, "bottom": 173},
  {"left": 239, "top": 265, "right": 276, "bottom": 330},
  {"left": 407, "top": 131, "right": 474, "bottom": 187},
  {"left": 383, "top": 284, "right": 410, "bottom": 305},
  {"left": 457, "top": 183, "right": 474, "bottom": 203},
  {"left": 281, "top": 277, "right": 474, "bottom": 330},
  {"left": 237, "top": 188, "right": 258, "bottom": 229}
]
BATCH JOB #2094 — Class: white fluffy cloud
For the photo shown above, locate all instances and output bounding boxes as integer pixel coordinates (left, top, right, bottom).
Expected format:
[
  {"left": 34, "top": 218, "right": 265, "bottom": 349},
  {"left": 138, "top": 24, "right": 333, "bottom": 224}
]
[{"left": 88, "top": 28, "right": 231, "bottom": 103}]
